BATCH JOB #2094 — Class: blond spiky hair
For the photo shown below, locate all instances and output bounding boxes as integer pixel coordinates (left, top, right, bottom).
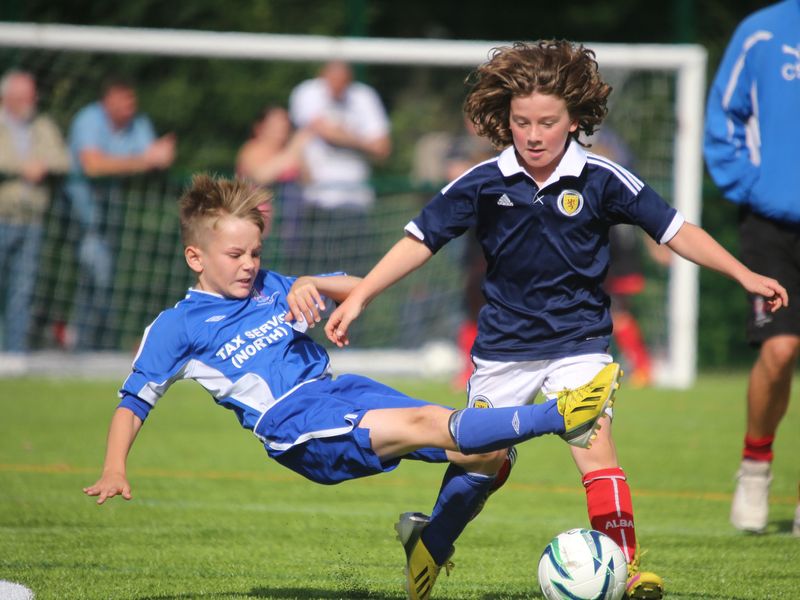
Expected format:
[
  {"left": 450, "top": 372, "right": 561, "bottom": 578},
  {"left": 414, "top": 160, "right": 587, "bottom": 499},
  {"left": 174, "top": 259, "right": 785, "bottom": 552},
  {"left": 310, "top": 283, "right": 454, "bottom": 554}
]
[{"left": 179, "top": 174, "right": 269, "bottom": 247}]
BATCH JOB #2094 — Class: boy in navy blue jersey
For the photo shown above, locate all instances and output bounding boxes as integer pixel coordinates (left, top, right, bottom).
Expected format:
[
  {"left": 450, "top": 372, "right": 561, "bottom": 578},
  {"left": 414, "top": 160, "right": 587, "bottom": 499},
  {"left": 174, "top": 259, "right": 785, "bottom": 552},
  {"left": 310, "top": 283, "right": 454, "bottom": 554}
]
[
  {"left": 326, "top": 40, "right": 788, "bottom": 600},
  {"left": 84, "top": 174, "right": 620, "bottom": 600}
]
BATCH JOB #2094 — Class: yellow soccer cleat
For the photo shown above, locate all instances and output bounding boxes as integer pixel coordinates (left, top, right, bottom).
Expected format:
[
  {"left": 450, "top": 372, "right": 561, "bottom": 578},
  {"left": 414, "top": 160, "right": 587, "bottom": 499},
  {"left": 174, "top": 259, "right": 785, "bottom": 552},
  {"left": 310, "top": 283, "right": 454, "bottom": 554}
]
[
  {"left": 625, "top": 547, "right": 664, "bottom": 599},
  {"left": 395, "top": 512, "right": 453, "bottom": 600},
  {"left": 557, "top": 362, "right": 622, "bottom": 448}
]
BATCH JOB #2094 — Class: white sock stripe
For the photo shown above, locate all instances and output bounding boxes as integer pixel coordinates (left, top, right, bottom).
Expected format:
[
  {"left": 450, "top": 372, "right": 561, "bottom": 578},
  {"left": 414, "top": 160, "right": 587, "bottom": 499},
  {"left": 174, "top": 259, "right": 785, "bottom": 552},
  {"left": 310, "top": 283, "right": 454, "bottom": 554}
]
[
  {"left": 619, "top": 529, "right": 631, "bottom": 560},
  {"left": 611, "top": 477, "right": 622, "bottom": 517},
  {"left": 582, "top": 474, "right": 627, "bottom": 486}
]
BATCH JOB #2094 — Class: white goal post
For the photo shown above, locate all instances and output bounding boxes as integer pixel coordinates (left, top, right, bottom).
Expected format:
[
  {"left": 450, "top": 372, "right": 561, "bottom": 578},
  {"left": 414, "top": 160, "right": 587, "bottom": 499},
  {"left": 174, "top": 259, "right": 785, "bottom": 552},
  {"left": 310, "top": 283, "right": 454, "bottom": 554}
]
[{"left": 0, "top": 23, "right": 706, "bottom": 388}]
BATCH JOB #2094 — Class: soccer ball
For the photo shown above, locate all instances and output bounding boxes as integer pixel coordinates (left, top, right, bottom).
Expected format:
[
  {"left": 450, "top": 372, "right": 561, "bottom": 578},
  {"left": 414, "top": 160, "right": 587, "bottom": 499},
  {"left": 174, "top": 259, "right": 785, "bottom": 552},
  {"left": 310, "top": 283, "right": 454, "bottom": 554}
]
[{"left": 537, "top": 528, "right": 627, "bottom": 600}]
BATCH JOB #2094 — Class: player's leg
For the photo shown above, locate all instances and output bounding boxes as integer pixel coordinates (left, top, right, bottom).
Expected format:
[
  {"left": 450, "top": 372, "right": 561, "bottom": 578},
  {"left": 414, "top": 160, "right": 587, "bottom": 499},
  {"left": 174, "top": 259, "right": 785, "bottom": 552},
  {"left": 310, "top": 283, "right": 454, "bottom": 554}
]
[
  {"left": 394, "top": 450, "right": 507, "bottom": 600},
  {"left": 361, "top": 372, "right": 615, "bottom": 460},
  {"left": 344, "top": 377, "right": 506, "bottom": 600},
  {"left": 390, "top": 358, "right": 542, "bottom": 600},
  {"left": 746, "top": 336, "right": 797, "bottom": 439},
  {"left": 732, "top": 335, "right": 799, "bottom": 532},
  {"left": 546, "top": 356, "right": 663, "bottom": 600},
  {"left": 441, "top": 355, "right": 621, "bottom": 509},
  {"left": 363, "top": 367, "right": 618, "bottom": 600},
  {"left": 733, "top": 209, "right": 800, "bottom": 533},
  {"left": 570, "top": 425, "right": 665, "bottom": 600},
  {"left": 358, "top": 398, "right": 558, "bottom": 467},
  {"left": 546, "top": 358, "right": 632, "bottom": 555}
]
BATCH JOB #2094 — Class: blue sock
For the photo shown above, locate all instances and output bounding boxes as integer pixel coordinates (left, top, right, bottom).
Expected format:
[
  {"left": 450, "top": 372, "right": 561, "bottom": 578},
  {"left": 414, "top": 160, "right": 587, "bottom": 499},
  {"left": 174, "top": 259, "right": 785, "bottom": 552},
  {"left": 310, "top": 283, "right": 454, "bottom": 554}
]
[
  {"left": 449, "top": 399, "right": 564, "bottom": 454},
  {"left": 421, "top": 465, "right": 495, "bottom": 565}
]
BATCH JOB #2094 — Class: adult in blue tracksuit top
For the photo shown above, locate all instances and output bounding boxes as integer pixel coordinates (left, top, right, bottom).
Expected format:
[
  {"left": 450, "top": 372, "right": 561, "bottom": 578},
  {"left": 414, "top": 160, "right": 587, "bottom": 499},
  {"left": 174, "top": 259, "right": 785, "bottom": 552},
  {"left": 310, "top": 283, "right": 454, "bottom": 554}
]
[{"left": 703, "top": 0, "right": 800, "bottom": 535}]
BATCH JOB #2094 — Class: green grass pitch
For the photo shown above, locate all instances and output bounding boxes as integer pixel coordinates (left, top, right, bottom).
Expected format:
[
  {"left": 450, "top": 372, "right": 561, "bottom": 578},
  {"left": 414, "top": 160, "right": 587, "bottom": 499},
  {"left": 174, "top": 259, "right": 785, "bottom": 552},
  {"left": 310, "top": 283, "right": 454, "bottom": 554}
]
[{"left": 1, "top": 373, "right": 798, "bottom": 599}]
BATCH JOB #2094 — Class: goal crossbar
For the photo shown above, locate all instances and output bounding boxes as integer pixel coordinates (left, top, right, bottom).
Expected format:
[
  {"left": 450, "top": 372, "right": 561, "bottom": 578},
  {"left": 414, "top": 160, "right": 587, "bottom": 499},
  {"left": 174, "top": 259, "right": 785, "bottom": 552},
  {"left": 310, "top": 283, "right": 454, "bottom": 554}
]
[
  {"left": 0, "top": 22, "right": 706, "bottom": 388},
  {"left": 0, "top": 22, "right": 705, "bottom": 69}
]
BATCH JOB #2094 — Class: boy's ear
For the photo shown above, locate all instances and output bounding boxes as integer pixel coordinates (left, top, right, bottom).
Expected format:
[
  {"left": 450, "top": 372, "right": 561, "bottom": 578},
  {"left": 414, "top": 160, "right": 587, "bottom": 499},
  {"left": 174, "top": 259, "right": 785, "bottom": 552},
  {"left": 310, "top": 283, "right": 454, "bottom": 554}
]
[{"left": 184, "top": 245, "right": 203, "bottom": 274}]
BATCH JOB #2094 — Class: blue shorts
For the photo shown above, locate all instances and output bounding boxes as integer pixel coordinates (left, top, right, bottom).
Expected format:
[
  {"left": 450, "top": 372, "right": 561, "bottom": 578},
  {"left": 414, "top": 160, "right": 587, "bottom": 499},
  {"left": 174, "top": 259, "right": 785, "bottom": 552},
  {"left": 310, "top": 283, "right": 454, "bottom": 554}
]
[{"left": 253, "top": 374, "right": 449, "bottom": 484}]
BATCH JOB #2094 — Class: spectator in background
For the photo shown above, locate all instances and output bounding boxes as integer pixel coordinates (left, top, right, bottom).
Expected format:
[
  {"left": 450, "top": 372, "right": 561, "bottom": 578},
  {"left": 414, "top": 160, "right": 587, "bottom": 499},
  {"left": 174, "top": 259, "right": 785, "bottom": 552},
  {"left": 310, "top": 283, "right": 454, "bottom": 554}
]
[
  {"left": 704, "top": 0, "right": 800, "bottom": 536},
  {"left": 65, "top": 77, "right": 175, "bottom": 350},
  {"left": 0, "top": 70, "right": 69, "bottom": 353},
  {"left": 236, "top": 105, "right": 309, "bottom": 245},
  {"left": 288, "top": 61, "right": 391, "bottom": 275}
]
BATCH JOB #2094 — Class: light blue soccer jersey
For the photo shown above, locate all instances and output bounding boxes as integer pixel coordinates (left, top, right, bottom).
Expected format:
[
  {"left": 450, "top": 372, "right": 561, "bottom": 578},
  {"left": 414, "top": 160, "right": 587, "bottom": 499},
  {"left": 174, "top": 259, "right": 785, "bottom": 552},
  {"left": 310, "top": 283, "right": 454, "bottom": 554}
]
[
  {"left": 704, "top": 0, "right": 800, "bottom": 224},
  {"left": 118, "top": 270, "right": 331, "bottom": 430}
]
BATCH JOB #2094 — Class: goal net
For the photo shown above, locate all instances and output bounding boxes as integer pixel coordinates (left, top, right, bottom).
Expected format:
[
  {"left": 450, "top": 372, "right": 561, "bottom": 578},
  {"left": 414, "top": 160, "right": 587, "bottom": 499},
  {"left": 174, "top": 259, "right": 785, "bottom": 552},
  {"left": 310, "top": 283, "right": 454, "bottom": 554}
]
[{"left": 0, "top": 23, "right": 705, "bottom": 387}]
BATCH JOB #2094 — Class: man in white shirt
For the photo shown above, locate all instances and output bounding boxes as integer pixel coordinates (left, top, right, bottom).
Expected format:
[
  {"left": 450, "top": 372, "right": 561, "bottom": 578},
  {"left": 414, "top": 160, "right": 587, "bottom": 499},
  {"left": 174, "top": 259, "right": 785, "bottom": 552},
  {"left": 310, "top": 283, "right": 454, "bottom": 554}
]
[
  {"left": 287, "top": 62, "right": 391, "bottom": 276},
  {"left": 290, "top": 61, "right": 390, "bottom": 210}
]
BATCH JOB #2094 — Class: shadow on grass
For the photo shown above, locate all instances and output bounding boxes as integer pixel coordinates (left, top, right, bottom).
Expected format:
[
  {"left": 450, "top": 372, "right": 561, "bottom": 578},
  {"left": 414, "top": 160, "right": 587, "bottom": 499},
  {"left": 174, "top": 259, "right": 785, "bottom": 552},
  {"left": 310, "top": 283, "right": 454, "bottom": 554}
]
[
  {"left": 479, "top": 594, "right": 538, "bottom": 599},
  {"left": 137, "top": 587, "right": 538, "bottom": 599},
  {"left": 773, "top": 518, "right": 797, "bottom": 534},
  {"left": 673, "top": 595, "right": 751, "bottom": 600},
  {"left": 136, "top": 587, "right": 402, "bottom": 599}
]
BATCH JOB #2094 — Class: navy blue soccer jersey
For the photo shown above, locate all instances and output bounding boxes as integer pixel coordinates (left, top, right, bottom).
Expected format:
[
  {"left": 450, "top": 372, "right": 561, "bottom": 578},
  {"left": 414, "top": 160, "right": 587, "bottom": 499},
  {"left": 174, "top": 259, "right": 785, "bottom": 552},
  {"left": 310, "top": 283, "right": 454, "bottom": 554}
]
[
  {"left": 406, "top": 141, "right": 684, "bottom": 360},
  {"left": 118, "top": 270, "right": 332, "bottom": 430}
]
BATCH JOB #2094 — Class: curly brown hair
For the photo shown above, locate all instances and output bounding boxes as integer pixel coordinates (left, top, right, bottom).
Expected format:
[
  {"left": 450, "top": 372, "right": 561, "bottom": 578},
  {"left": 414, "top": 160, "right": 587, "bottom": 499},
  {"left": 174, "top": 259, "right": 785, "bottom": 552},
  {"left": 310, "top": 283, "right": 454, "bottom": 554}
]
[{"left": 464, "top": 40, "right": 611, "bottom": 149}]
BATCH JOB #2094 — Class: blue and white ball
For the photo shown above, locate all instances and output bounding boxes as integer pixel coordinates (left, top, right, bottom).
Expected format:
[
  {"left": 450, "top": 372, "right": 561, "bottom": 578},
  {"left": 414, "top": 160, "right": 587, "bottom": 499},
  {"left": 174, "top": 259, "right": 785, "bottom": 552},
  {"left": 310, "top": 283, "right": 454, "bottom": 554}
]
[{"left": 537, "top": 528, "right": 627, "bottom": 600}]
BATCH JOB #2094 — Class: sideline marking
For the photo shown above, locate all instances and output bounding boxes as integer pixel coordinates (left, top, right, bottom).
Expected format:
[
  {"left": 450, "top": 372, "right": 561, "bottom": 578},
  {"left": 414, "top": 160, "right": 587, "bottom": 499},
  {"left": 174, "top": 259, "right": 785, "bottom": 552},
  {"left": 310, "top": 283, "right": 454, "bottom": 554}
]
[
  {"left": 2, "top": 462, "right": 798, "bottom": 505},
  {"left": 0, "top": 581, "right": 34, "bottom": 600}
]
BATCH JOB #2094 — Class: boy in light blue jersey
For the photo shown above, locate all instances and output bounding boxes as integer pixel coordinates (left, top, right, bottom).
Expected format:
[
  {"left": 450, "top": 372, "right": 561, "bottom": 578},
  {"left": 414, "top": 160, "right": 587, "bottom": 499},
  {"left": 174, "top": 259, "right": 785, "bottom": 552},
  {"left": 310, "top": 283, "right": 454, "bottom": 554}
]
[
  {"left": 326, "top": 40, "right": 788, "bottom": 600},
  {"left": 84, "top": 174, "right": 619, "bottom": 600}
]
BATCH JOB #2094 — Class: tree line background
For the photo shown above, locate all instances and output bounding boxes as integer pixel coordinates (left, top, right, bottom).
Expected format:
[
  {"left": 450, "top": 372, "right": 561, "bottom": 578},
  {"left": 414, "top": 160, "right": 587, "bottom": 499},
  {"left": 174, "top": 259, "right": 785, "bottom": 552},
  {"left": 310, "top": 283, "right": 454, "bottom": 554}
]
[{"left": 0, "top": 0, "right": 774, "bottom": 368}]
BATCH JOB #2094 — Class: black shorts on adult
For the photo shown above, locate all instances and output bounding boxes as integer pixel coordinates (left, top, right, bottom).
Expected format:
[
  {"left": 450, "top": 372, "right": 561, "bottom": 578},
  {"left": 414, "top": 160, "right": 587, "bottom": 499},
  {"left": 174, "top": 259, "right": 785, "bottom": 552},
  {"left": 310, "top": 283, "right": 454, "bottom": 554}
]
[{"left": 739, "top": 208, "right": 800, "bottom": 346}]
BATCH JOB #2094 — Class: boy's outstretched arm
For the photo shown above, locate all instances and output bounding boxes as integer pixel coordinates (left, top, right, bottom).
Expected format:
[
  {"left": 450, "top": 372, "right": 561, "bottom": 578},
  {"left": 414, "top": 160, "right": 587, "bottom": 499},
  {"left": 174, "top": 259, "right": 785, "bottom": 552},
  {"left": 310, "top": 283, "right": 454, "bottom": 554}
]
[
  {"left": 325, "top": 235, "right": 434, "bottom": 347},
  {"left": 285, "top": 275, "right": 362, "bottom": 328},
  {"left": 83, "top": 407, "right": 143, "bottom": 505},
  {"left": 666, "top": 222, "right": 788, "bottom": 312}
]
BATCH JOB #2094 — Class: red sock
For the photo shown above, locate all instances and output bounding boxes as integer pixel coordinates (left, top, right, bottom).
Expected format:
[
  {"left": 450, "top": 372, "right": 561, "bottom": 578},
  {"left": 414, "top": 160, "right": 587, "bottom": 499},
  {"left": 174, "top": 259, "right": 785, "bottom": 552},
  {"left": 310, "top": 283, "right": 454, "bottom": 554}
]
[
  {"left": 743, "top": 435, "right": 774, "bottom": 462},
  {"left": 583, "top": 467, "right": 636, "bottom": 563}
]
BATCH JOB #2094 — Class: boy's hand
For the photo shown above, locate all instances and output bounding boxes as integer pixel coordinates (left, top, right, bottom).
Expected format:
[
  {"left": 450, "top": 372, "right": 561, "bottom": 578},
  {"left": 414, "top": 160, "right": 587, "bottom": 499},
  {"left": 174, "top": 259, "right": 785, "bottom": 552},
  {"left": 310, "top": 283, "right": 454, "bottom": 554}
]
[
  {"left": 83, "top": 472, "right": 132, "bottom": 505},
  {"left": 324, "top": 295, "right": 363, "bottom": 347},
  {"left": 741, "top": 272, "right": 788, "bottom": 312},
  {"left": 286, "top": 277, "right": 325, "bottom": 327}
]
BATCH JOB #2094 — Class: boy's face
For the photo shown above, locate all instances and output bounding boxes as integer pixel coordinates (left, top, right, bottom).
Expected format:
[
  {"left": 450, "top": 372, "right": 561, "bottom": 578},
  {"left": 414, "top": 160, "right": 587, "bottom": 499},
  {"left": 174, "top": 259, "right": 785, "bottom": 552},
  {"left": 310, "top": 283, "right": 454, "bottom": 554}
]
[
  {"left": 509, "top": 92, "right": 578, "bottom": 182},
  {"left": 185, "top": 215, "right": 262, "bottom": 299}
]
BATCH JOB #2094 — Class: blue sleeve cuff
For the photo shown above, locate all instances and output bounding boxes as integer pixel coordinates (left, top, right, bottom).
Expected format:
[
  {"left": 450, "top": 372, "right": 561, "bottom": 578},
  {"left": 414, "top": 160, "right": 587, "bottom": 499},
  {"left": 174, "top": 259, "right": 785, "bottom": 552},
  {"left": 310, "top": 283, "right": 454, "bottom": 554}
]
[{"left": 118, "top": 393, "right": 153, "bottom": 422}]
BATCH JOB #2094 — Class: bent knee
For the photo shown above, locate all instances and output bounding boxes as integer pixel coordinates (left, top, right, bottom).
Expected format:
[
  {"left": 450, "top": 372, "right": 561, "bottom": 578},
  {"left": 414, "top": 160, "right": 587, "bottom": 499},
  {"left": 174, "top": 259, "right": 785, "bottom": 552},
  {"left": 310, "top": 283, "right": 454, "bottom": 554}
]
[
  {"left": 451, "top": 448, "right": 507, "bottom": 475},
  {"left": 761, "top": 336, "right": 800, "bottom": 371},
  {"left": 410, "top": 404, "right": 453, "bottom": 430}
]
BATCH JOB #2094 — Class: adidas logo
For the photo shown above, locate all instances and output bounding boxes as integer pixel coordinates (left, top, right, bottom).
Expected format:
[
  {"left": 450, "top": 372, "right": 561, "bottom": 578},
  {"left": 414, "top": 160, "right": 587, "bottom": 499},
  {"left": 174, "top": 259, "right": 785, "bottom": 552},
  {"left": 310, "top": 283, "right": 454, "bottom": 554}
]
[{"left": 496, "top": 193, "right": 514, "bottom": 207}]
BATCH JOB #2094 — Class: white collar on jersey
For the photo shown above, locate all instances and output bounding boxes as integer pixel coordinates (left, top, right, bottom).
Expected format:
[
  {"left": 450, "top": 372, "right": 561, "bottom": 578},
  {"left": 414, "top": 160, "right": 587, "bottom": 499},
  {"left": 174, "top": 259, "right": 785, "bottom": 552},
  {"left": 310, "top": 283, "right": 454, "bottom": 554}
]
[
  {"left": 187, "top": 287, "right": 227, "bottom": 299},
  {"left": 497, "top": 139, "right": 587, "bottom": 187}
]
